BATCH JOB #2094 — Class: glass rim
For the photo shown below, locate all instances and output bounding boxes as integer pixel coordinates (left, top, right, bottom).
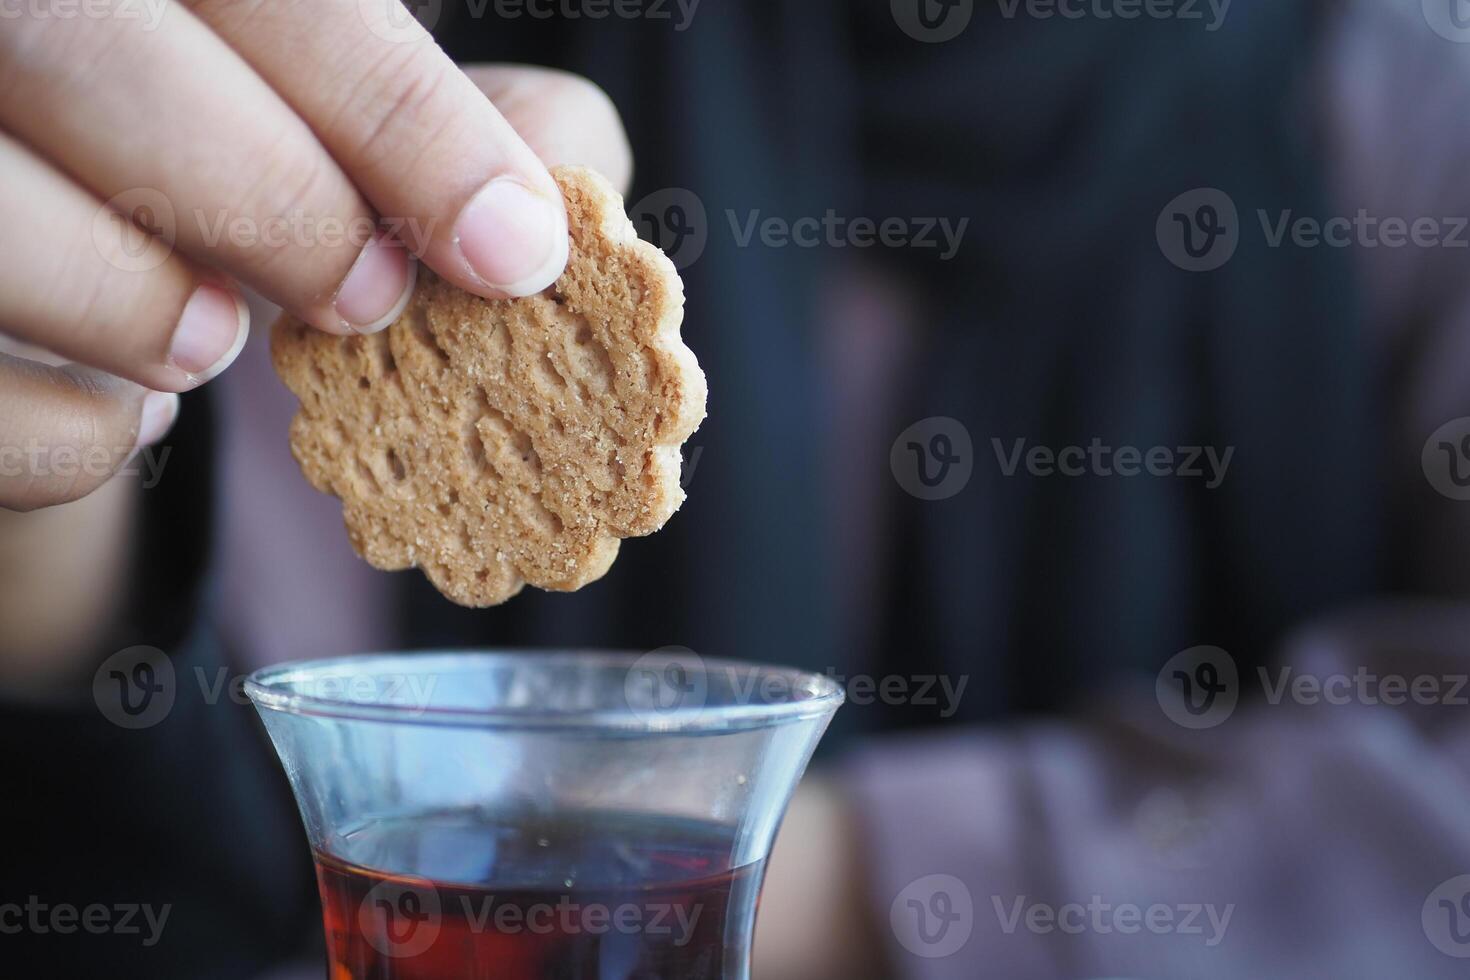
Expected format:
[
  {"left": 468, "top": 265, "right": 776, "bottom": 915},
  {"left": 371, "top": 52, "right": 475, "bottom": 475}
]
[{"left": 244, "top": 649, "right": 846, "bottom": 733}]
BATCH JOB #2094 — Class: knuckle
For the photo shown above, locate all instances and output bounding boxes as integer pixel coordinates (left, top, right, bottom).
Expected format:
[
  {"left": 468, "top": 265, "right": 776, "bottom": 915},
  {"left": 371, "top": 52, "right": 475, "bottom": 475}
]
[
  {"left": 49, "top": 226, "right": 174, "bottom": 363},
  {"left": 237, "top": 138, "right": 330, "bottom": 228},
  {"left": 185, "top": 0, "right": 274, "bottom": 32},
  {"left": 226, "top": 141, "right": 359, "bottom": 285},
  {"left": 347, "top": 47, "right": 455, "bottom": 167},
  {"left": 54, "top": 368, "right": 137, "bottom": 450},
  {"left": 57, "top": 363, "right": 118, "bottom": 404}
]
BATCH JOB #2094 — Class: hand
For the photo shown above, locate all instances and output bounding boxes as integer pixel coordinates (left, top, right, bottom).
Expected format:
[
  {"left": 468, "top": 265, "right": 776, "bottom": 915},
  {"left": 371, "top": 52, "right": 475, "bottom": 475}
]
[{"left": 0, "top": 1, "right": 628, "bottom": 511}]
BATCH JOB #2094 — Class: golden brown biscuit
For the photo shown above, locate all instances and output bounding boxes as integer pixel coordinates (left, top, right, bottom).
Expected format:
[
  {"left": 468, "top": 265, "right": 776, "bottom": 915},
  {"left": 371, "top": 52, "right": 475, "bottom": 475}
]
[{"left": 271, "top": 166, "right": 705, "bottom": 607}]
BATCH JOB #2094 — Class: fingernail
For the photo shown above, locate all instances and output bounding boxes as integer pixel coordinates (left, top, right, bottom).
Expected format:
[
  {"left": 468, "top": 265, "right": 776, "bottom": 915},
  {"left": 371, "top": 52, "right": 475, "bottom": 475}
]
[
  {"left": 334, "top": 229, "right": 417, "bottom": 334},
  {"left": 137, "top": 391, "right": 180, "bottom": 447},
  {"left": 453, "top": 177, "right": 568, "bottom": 296},
  {"left": 168, "top": 283, "right": 249, "bottom": 384}
]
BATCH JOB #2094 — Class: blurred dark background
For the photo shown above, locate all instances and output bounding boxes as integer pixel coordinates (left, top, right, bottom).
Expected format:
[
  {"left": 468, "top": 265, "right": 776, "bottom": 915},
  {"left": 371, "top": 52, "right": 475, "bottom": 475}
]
[{"left": 10, "top": 0, "right": 1470, "bottom": 977}]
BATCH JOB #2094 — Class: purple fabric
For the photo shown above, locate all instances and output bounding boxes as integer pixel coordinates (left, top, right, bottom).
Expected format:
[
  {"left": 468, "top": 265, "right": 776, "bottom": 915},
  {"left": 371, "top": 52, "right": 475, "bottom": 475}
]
[
  {"left": 848, "top": 602, "right": 1470, "bottom": 978},
  {"left": 845, "top": 3, "right": 1470, "bottom": 975}
]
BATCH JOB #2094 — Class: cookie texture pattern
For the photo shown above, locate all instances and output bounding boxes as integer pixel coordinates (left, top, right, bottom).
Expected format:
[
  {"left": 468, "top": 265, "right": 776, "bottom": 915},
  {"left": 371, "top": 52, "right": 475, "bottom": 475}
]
[{"left": 271, "top": 166, "right": 705, "bottom": 607}]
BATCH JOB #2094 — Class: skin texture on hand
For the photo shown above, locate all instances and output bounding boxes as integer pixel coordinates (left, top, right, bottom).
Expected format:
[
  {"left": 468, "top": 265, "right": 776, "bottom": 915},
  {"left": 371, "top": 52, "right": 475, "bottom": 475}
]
[
  {"left": 0, "top": 0, "right": 634, "bottom": 516},
  {"left": 0, "top": 56, "right": 633, "bottom": 685}
]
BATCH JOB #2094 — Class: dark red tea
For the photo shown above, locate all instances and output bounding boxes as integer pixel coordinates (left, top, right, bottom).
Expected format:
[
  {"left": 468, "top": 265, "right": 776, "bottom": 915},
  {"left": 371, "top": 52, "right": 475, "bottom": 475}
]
[{"left": 314, "top": 809, "right": 764, "bottom": 979}]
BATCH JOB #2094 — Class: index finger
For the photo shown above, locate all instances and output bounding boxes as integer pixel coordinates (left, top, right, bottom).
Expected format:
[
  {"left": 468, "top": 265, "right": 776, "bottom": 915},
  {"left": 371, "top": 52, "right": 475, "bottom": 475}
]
[{"left": 186, "top": 0, "right": 569, "bottom": 300}]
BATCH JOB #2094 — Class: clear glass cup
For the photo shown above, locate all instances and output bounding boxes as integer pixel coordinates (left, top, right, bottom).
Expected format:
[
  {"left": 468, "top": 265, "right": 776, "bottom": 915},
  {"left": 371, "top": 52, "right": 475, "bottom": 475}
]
[{"left": 245, "top": 649, "right": 843, "bottom": 979}]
